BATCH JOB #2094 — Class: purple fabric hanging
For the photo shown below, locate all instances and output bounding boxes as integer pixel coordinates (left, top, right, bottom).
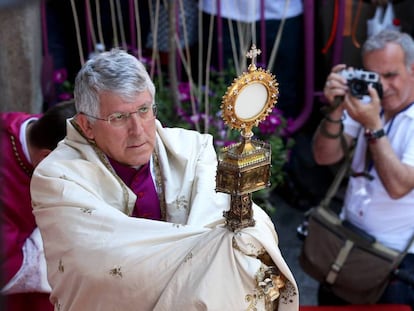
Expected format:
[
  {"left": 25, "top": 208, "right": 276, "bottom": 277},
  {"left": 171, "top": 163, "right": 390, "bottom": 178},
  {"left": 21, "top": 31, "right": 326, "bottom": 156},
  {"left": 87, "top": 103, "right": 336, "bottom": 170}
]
[
  {"left": 129, "top": 0, "right": 136, "bottom": 52},
  {"left": 287, "top": 0, "right": 314, "bottom": 134},
  {"left": 216, "top": 0, "right": 223, "bottom": 71},
  {"left": 41, "top": 0, "right": 56, "bottom": 108},
  {"left": 260, "top": 0, "right": 266, "bottom": 65}
]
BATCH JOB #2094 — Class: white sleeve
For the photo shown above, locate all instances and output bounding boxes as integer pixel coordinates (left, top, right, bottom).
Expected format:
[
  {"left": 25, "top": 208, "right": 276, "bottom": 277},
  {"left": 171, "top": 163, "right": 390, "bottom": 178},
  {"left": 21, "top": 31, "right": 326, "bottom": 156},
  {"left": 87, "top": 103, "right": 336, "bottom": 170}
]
[
  {"left": 343, "top": 110, "right": 362, "bottom": 138},
  {"left": 1, "top": 227, "right": 51, "bottom": 294}
]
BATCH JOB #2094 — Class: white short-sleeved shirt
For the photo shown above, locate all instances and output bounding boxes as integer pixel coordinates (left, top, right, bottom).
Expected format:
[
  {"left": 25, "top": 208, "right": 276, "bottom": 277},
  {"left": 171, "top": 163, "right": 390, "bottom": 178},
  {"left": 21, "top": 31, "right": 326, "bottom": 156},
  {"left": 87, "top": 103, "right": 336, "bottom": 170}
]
[
  {"left": 341, "top": 104, "right": 414, "bottom": 252},
  {"left": 200, "top": 0, "right": 303, "bottom": 23}
]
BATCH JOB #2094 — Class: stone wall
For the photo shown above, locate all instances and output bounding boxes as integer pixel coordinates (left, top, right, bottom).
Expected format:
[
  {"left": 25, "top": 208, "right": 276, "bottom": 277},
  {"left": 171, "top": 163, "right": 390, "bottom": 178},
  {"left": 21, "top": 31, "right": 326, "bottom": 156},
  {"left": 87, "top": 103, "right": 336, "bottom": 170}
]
[{"left": 0, "top": 0, "right": 42, "bottom": 113}]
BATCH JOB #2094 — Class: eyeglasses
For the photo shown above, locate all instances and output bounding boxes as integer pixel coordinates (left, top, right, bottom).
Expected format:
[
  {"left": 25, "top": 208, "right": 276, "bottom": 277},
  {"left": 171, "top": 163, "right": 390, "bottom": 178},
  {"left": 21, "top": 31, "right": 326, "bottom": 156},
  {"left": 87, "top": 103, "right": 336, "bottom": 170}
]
[{"left": 81, "top": 104, "right": 157, "bottom": 127}]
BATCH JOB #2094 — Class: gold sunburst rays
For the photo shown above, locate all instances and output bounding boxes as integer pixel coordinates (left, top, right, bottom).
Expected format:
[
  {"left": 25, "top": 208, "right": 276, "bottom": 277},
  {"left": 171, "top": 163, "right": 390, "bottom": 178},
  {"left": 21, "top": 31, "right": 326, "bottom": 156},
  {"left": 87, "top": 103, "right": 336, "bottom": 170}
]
[{"left": 220, "top": 66, "right": 278, "bottom": 136}]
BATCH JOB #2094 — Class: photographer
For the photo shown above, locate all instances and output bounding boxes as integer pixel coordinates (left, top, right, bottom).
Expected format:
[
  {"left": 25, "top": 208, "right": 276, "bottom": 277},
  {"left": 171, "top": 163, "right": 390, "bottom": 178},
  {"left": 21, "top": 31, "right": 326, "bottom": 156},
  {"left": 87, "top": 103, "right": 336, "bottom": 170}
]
[{"left": 312, "top": 29, "right": 414, "bottom": 307}]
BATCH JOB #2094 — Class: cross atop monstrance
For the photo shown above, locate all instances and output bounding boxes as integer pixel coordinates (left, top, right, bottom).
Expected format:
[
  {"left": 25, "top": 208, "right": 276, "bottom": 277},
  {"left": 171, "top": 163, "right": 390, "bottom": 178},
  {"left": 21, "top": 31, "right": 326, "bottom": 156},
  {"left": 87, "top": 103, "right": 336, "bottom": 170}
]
[
  {"left": 216, "top": 44, "right": 279, "bottom": 231},
  {"left": 245, "top": 44, "right": 261, "bottom": 70}
]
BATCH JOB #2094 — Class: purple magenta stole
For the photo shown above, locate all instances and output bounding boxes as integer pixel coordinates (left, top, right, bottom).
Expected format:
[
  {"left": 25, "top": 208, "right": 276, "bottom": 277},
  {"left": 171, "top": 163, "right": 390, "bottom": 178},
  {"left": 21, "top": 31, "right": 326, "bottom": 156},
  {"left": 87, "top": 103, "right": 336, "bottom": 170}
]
[{"left": 108, "top": 158, "right": 161, "bottom": 220}]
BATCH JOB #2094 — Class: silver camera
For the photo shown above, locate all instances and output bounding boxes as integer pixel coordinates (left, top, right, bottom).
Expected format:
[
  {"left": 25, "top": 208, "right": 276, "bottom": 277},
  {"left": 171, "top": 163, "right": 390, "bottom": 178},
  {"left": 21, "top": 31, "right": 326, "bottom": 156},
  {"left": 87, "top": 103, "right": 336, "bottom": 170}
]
[{"left": 340, "top": 69, "right": 383, "bottom": 99}]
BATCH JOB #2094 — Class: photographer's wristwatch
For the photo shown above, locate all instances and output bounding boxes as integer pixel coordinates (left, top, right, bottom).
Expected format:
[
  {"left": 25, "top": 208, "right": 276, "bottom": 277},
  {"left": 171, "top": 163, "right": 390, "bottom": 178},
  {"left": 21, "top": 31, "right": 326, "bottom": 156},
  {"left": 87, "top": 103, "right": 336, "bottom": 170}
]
[{"left": 364, "top": 128, "right": 385, "bottom": 143}]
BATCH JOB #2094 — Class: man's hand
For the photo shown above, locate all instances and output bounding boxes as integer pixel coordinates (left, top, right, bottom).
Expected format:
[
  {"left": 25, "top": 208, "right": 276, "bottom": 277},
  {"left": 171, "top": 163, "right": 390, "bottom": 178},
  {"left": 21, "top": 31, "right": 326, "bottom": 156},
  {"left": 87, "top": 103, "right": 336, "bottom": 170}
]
[
  {"left": 324, "top": 64, "right": 348, "bottom": 106},
  {"left": 344, "top": 84, "right": 382, "bottom": 130}
]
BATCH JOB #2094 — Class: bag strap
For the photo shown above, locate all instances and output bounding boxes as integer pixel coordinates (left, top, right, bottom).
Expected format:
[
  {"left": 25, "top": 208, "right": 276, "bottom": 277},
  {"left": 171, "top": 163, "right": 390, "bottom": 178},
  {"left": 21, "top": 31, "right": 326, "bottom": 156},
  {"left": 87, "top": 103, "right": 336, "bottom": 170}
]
[
  {"left": 315, "top": 116, "right": 414, "bottom": 280},
  {"left": 325, "top": 239, "right": 354, "bottom": 284},
  {"left": 317, "top": 96, "right": 355, "bottom": 210},
  {"left": 319, "top": 139, "right": 414, "bottom": 255},
  {"left": 318, "top": 139, "right": 414, "bottom": 267},
  {"left": 395, "top": 232, "right": 414, "bottom": 267},
  {"left": 319, "top": 139, "right": 355, "bottom": 210}
]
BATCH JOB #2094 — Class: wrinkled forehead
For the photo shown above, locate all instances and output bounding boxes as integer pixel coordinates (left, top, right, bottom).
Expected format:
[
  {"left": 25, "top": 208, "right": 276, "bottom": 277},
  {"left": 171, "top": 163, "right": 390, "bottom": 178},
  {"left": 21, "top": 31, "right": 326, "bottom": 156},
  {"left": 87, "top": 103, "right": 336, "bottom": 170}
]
[
  {"left": 99, "top": 90, "right": 153, "bottom": 114},
  {"left": 363, "top": 44, "right": 405, "bottom": 72}
]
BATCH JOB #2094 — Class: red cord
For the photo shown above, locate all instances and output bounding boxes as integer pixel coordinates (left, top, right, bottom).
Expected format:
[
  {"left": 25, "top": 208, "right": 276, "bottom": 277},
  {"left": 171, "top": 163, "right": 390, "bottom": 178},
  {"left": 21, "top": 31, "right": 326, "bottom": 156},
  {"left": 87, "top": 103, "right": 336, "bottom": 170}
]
[
  {"left": 351, "top": 0, "right": 363, "bottom": 48},
  {"left": 321, "top": 0, "right": 339, "bottom": 54}
]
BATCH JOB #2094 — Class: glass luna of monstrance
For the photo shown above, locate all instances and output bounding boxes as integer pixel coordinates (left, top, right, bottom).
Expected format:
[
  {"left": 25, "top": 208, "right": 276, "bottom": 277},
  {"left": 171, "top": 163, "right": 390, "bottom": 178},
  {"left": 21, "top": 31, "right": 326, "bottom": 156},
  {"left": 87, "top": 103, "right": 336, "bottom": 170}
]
[{"left": 215, "top": 44, "right": 279, "bottom": 232}]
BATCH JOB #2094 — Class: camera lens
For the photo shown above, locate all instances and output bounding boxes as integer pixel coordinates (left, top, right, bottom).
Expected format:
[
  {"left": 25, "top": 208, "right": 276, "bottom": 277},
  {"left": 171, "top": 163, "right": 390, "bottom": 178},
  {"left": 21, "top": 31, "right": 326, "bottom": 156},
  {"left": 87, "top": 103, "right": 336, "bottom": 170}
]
[{"left": 349, "top": 79, "right": 367, "bottom": 97}]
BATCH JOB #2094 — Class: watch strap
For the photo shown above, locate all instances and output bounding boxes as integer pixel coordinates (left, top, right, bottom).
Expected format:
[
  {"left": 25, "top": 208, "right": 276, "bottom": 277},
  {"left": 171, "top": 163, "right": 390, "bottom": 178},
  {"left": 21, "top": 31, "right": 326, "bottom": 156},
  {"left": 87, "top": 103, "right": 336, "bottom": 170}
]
[{"left": 364, "top": 128, "right": 385, "bottom": 142}]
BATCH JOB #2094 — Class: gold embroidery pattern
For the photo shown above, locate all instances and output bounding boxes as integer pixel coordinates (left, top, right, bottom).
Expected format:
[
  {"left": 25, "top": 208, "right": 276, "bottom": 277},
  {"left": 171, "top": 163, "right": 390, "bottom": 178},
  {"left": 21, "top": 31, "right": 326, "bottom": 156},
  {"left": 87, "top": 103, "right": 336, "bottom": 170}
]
[
  {"left": 184, "top": 252, "right": 193, "bottom": 263},
  {"left": 245, "top": 241, "right": 261, "bottom": 255},
  {"left": 109, "top": 265, "right": 123, "bottom": 278},
  {"left": 245, "top": 290, "right": 263, "bottom": 311},
  {"left": 58, "top": 259, "right": 64, "bottom": 273},
  {"left": 259, "top": 272, "right": 285, "bottom": 302},
  {"left": 279, "top": 280, "right": 297, "bottom": 305},
  {"left": 80, "top": 207, "right": 94, "bottom": 214},
  {"left": 71, "top": 119, "right": 131, "bottom": 215},
  {"left": 232, "top": 237, "right": 240, "bottom": 250},
  {"left": 254, "top": 264, "right": 297, "bottom": 309},
  {"left": 232, "top": 236, "right": 266, "bottom": 258},
  {"left": 152, "top": 147, "right": 167, "bottom": 221},
  {"left": 175, "top": 195, "right": 188, "bottom": 211}
]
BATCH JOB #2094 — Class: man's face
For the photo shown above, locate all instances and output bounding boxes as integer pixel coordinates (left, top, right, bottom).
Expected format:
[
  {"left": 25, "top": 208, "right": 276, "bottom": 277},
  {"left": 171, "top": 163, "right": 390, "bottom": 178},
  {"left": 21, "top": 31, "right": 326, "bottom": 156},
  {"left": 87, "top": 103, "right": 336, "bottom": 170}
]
[
  {"left": 78, "top": 91, "right": 156, "bottom": 167},
  {"left": 363, "top": 42, "right": 414, "bottom": 114}
]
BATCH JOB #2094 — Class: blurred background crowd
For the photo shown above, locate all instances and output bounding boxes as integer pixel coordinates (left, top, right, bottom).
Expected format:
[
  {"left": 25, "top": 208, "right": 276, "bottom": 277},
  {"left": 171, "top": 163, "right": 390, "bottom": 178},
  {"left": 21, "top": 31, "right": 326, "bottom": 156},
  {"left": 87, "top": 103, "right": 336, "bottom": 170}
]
[{"left": 3, "top": 0, "right": 414, "bottom": 208}]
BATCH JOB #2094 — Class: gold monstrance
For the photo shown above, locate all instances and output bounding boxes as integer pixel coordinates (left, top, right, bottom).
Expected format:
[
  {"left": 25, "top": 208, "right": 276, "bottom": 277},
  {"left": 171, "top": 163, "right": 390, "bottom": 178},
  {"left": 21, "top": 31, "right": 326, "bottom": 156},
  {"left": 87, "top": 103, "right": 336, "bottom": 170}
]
[{"left": 216, "top": 45, "right": 279, "bottom": 231}]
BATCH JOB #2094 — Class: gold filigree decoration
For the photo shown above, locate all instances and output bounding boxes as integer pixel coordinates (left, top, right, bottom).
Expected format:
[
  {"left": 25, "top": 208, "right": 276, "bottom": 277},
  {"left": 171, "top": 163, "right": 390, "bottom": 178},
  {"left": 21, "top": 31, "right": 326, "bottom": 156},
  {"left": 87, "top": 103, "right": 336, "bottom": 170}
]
[
  {"left": 152, "top": 148, "right": 167, "bottom": 220},
  {"left": 279, "top": 280, "right": 298, "bottom": 305},
  {"left": 217, "top": 45, "right": 277, "bottom": 232},
  {"left": 221, "top": 67, "right": 278, "bottom": 135},
  {"left": 255, "top": 264, "right": 291, "bottom": 308},
  {"left": 261, "top": 274, "right": 285, "bottom": 302},
  {"left": 245, "top": 291, "right": 262, "bottom": 311}
]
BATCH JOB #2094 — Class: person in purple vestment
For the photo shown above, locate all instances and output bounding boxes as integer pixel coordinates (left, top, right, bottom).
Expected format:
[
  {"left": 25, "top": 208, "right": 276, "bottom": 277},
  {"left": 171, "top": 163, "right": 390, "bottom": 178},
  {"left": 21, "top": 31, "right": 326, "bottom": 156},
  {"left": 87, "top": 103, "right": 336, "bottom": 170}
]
[
  {"left": 29, "top": 48, "right": 299, "bottom": 311},
  {"left": 0, "top": 100, "right": 76, "bottom": 311}
]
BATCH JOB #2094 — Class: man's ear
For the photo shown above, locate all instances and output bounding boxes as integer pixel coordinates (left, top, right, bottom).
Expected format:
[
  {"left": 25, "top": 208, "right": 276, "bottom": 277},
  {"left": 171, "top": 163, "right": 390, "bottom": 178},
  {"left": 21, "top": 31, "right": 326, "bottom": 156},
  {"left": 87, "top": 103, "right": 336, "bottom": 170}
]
[{"left": 75, "top": 114, "right": 95, "bottom": 140}]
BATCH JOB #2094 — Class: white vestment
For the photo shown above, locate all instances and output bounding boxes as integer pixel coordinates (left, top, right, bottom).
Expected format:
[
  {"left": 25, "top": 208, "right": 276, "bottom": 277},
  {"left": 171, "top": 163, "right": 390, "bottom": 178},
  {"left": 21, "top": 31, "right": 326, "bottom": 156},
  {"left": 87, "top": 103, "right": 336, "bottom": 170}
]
[{"left": 31, "top": 119, "right": 299, "bottom": 311}]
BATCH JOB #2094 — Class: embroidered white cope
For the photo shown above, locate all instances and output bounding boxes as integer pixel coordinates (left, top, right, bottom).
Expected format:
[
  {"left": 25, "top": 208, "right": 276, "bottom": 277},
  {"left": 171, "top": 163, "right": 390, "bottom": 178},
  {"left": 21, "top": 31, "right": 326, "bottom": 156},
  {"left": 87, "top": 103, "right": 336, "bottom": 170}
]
[{"left": 31, "top": 119, "right": 299, "bottom": 311}]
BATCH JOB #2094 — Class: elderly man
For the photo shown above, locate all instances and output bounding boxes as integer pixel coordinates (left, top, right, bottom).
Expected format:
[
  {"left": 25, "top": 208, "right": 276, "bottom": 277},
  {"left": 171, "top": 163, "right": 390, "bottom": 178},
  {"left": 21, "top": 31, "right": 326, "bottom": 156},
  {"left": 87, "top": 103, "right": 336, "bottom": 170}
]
[
  {"left": 313, "top": 29, "right": 414, "bottom": 307},
  {"left": 30, "top": 49, "right": 298, "bottom": 310}
]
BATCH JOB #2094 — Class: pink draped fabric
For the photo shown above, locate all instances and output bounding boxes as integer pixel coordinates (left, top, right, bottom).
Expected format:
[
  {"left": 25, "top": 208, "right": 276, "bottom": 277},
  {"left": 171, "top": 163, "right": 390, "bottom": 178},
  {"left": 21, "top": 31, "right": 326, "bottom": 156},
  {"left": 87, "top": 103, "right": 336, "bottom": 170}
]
[{"left": 0, "top": 112, "right": 53, "bottom": 311}]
